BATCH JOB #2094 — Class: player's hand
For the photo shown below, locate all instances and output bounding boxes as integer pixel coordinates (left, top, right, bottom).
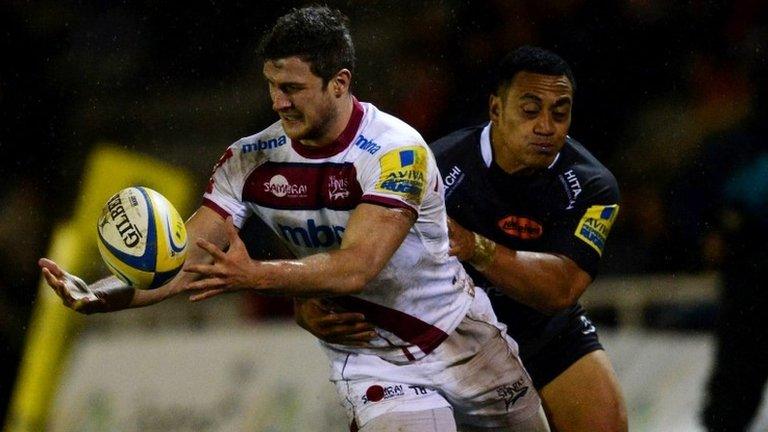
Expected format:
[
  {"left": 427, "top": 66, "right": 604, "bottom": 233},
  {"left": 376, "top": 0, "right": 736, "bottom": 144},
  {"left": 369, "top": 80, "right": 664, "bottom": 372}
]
[
  {"left": 184, "top": 217, "right": 258, "bottom": 301},
  {"left": 295, "top": 298, "right": 377, "bottom": 346},
  {"left": 38, "top": 258, "right": 104, "bottom": 314},
  {"left": 447, "top": 218, "right": 476, "bottom": 261}
]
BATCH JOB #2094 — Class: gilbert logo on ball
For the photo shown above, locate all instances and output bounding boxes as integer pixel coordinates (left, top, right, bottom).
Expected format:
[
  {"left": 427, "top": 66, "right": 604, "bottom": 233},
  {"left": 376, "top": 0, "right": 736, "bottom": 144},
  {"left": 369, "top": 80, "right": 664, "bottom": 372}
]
[{"left": 96, "top": 186, "right": 187, "bottom": 289}]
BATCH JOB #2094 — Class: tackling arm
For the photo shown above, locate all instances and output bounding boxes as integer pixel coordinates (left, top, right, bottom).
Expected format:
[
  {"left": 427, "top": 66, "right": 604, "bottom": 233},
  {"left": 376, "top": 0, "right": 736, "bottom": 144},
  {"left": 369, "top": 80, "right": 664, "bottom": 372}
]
[
  {"left": 448, "top": 218, "right": 592, "bottom": 315},
  {"left": 185, "top": 203, "right": 414, "bottom": 300}
]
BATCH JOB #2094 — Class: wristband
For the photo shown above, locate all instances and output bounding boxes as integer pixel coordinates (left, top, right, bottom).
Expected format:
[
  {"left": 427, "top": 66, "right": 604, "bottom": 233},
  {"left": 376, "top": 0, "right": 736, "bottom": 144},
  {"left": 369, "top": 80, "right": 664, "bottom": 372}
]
[{"left": 468, "top": 232, "right": 496, "bottom": 271}]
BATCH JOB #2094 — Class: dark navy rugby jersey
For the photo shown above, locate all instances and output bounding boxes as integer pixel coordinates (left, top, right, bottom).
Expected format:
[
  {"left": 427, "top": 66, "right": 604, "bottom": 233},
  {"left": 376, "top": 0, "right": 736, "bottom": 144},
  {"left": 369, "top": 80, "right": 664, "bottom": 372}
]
[{"left": 431, "top": 122, "right": 620, "bottom": 357}]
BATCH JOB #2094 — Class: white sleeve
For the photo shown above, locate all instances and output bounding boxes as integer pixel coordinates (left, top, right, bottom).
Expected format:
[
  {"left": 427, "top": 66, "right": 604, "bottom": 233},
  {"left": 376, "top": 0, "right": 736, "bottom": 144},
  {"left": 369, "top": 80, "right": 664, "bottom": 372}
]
[
  {"left": 201, "top": 144, "right": 252, "bottom": 228},
  {"left": 357, "top": 143, "right": 433, "bottom": 216}
]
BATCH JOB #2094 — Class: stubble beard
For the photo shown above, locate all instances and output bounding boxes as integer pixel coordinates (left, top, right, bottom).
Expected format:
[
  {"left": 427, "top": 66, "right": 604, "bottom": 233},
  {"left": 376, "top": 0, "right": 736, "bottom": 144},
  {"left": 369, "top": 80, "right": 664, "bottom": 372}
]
[{"left": 298, "top": 98, "right": 340, "bottom": 144}]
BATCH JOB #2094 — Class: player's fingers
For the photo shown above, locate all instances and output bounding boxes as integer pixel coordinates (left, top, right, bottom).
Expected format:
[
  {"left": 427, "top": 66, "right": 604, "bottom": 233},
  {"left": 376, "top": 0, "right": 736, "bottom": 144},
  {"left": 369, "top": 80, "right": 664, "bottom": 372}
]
[
  {"left": 41, "top": 267, "right": 61, "bottom": 288},
  {"left": 42, "top": 269, "right": 66, "bottom": 302},
  {"left": 342, "top": 322, "right": 376, "bottom": 334},
  {"left": 329, "top": 331, "right": 378, "bottom": 346},
  {"left": 186, "top": 277, "right": 225, "bottom": 291},
  {"left": 195, "top": 238, "right": 227, "bottom": 260},
  {"left": 39, "top": 258, "right": 65, "bottom": 278},
  {"left": 42, "top": 268, "right": 71, "bottom": 300},
  {"left": 315, "top": 314, "right": 367, "bottom": 330},
  {"left": 327, "top": 312, "right": 368, "bottom": 325},
  {"left": 189, "top": 288, "right": 226, "bottom": 302},
  {"left": 324, "top": 322, "right": 375, "bottom": 337},
  {"left": 340, "top": 331, "right": 378, "bottom": 343},
  {"left": 184, "top": 263, "right": 219, "bottom": 276}
]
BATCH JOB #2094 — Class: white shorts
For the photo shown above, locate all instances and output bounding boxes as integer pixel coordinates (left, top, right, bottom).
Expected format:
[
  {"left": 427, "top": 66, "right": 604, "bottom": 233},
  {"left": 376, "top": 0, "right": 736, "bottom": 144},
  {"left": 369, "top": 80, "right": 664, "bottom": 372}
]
[{"left": 325, "top": 288, "right": 541, "bottom": 429}]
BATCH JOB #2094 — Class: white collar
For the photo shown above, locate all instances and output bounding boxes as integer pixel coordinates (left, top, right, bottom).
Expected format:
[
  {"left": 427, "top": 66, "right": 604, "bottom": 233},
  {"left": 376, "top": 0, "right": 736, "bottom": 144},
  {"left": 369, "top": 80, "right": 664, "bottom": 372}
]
[
  {"left": 480, "top": 122, "right": 493, "bottom": 168},
  {"left": 481, "top": 122, "right": 561, "bottom": 170}
]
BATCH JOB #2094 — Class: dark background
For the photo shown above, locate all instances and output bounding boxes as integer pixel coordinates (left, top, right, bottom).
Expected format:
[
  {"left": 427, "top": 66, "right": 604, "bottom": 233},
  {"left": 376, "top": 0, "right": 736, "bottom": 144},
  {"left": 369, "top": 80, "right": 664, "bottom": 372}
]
[{"left": 2, "top": 0, "right": 766, "bottom": 425}]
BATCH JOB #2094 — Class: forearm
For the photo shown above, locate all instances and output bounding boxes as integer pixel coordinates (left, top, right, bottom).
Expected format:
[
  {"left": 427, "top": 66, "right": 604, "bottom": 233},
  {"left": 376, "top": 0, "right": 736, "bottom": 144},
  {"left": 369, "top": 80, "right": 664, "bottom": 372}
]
[
  {"left": 85, "top": 275, "right": 175, "bottom": 313},
  {"left": 471, "top": 237, "right": 590, "bottom": 314},
  {"left": 187, "top": 204, "right": 413, "bottom": 300},
  {"left": 251, "top": 248, "right": 374, "bottom": 297}
]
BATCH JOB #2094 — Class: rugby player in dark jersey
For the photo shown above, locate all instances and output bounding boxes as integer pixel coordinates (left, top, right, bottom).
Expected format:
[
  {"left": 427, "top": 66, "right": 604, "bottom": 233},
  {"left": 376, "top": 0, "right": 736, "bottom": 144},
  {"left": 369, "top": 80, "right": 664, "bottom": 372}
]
[{"left": 296, "top": 46, "right": 627, "bottom": 432}]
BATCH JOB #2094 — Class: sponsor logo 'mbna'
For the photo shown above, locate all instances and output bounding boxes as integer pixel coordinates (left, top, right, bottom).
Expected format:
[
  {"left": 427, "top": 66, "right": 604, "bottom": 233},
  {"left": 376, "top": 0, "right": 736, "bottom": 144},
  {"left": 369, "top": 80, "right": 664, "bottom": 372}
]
[
  {"left": 242, "top": 135, "right": 287, "bottom": 153},
  {"left": 278, "top": 218, "right": 345, "bottom": 248},
  {"left": 354, "top": 134, "right": 381, "bottom": 154}
]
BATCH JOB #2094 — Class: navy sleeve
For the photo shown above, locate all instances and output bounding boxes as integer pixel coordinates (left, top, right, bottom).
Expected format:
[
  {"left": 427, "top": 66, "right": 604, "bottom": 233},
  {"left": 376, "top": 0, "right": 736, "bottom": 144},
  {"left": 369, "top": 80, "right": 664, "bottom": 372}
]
[{"left": 546, "top": 170, "right": 620, "bottom": 277}]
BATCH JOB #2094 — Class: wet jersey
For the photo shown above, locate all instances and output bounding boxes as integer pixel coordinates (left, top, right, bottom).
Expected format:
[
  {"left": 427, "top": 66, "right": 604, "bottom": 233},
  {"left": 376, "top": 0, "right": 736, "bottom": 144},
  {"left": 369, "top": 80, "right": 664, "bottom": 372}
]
[
  {"left": 203, "top": 99, "right": 474, "bottom": 363},
  {"left": 431, "top": 122, "right": 620, "bottom": 357}
]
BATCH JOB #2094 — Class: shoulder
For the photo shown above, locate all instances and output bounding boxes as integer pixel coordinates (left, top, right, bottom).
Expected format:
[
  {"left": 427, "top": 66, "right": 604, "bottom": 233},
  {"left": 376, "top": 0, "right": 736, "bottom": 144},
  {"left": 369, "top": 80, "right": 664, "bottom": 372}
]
[
  {"left": 556, "top": 136, "right": 619, "bottom": 203},
  {"left": 231, "top": 120, "right": 288, "bottom": 154},
  {"left": 360, "top": 102, "right": 423, "bottom": 142},
  {"left": 430, "top": 125, "right": 482, "bottom": 158},
  {"left": 355, "top": 102, "right": 429, "bottom": 157},
  {"left": 213, "top": 120, "right": 285, "bottom": 176}
]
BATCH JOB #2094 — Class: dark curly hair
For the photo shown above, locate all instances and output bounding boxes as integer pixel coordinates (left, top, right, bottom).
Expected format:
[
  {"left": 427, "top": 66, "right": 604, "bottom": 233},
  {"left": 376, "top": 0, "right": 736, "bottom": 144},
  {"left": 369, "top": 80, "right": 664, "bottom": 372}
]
[
  {"left": 493, "top": 46, "right": 576, "bottom": 95},
  {"left": 258, "top": 6, "right": 355, "bottom": 85}
]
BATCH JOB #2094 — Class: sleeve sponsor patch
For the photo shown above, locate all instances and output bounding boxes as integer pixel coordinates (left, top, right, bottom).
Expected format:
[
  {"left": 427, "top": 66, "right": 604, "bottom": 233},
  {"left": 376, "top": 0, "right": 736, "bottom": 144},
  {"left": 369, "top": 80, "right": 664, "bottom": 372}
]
[
  {"left": 375, "top": 146, "right": 428, "bottom": 205},
  {"left": 574, "top": 204, "right": 619, "bottom": 255}
]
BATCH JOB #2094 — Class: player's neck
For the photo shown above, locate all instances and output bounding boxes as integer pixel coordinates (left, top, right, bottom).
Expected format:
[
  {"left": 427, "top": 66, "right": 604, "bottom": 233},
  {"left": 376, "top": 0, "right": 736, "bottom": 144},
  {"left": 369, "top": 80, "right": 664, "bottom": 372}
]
[{"left": 299, "top": 96, "right": 354, "bottom": 148}]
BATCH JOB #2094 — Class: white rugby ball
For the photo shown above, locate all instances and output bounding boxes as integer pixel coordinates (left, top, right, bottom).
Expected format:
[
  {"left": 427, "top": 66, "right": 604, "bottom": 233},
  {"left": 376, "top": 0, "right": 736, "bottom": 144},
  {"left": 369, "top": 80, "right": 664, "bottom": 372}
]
[{"left": 96, "top": 186, "right": 188, "bottom": 290}]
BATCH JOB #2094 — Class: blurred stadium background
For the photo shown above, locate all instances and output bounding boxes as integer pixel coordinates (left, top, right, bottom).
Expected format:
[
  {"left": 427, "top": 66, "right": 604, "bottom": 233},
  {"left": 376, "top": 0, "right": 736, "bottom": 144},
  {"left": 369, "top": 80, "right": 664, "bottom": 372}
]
[{"left": 1, "top": 1, "right": 767, "bottom": 431}]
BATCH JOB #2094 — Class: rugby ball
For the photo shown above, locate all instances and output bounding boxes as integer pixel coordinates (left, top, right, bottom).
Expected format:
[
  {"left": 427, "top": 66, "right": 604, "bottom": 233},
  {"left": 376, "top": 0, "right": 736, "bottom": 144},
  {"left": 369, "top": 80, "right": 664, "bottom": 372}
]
[{"left": 96, "top": 186, "right": 188, "bottom": 289}]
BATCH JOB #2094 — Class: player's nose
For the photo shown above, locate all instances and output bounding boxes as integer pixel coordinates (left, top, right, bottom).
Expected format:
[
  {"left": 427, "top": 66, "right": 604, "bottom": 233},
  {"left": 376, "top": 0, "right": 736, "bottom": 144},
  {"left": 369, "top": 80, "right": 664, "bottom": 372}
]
[
  {"left": 534, "top": 112, "right": 555, "bottom": 135},
  {"left": 272, "top": 91, "right": 292, "bottom": 111}
]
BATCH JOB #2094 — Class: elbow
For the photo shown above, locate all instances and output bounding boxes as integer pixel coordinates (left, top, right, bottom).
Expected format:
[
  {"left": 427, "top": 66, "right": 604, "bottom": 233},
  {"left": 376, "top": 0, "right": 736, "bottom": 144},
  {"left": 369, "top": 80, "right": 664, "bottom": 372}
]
[
  {"left": 330, "top": 250, "right": 391, "bottom": 295},
  {"left": 334, "top": 270, "right": 374, "bottom": 295},
  {"left": 540, "top": 297, "right": 576, "bottom": 315},
  {"left": 539, "top": 280, "right": 589, "bottom": 315},
  {"left": 342, "top": 274, "right": 367, "bottom": 295}
]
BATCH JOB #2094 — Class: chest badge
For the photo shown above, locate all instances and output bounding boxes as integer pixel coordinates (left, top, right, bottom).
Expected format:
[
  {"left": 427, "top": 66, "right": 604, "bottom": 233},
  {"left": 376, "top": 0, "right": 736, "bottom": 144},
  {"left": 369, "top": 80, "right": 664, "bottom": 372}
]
[
  {"left": 497, "top": 215, "right": 543, "bottom": 240},
  {"left": 328, "top": 174, "right": 351, "bottom": 201}
]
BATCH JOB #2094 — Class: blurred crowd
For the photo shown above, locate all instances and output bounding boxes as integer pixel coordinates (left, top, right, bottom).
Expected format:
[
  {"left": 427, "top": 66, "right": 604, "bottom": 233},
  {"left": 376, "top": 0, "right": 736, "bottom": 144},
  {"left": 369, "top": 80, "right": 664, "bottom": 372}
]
[{"left": 1, "top": 0, "right": 767, "bottom": 426}]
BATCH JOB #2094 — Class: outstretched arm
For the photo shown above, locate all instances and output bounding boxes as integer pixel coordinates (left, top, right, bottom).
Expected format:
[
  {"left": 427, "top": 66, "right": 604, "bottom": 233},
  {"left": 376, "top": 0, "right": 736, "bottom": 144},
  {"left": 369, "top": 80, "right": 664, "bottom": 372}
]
[
  {"left": 448, "top": 218, "right": 592, "bottom": 315},
  {"left": 185, "top": 203, "right": 415, "bottom": 300},
  {"left": 39, "top": 206, "right": 230, "bottom": 313}
]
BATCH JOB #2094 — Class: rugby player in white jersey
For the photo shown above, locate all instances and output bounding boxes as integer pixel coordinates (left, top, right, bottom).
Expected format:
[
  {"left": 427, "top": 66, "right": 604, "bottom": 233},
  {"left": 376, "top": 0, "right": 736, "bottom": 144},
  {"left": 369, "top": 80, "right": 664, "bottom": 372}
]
[{"left": 39, "top": 6, "right": 549, "bottom": 432}]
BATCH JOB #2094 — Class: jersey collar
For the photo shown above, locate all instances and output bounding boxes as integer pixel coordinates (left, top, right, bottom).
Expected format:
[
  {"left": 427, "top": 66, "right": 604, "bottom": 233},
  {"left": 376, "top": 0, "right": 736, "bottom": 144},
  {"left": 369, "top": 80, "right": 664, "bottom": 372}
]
[
  {"left": 291, "top": 97, "right": 364, "bottom": 159},
  {"left": 480, "top": 122, "right": 561, "bottom": 170}
]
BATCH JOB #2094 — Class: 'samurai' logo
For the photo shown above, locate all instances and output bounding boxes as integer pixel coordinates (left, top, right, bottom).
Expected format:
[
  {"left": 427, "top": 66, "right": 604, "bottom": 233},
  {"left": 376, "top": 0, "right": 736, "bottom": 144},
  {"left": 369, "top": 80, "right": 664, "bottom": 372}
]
[{"left": 263, "top": 175, "right": 308, "bottom": 198}]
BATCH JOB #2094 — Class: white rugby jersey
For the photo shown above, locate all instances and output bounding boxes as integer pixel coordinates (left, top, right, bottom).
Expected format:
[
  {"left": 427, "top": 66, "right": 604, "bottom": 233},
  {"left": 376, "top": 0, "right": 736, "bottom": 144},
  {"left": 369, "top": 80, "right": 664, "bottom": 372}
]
[{"left": 203, "top": 99, "right": 474, "bottom": 362}]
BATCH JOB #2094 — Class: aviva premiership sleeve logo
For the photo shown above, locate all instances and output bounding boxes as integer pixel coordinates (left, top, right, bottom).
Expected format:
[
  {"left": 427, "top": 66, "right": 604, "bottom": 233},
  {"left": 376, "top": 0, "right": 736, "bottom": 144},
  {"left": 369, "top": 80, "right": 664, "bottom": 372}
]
[
  {"left": 375, "top": 146, "right": 428, "bottom": 204},
  {"left": 574, "top": 204, "right": 619, "bottom": 255}
]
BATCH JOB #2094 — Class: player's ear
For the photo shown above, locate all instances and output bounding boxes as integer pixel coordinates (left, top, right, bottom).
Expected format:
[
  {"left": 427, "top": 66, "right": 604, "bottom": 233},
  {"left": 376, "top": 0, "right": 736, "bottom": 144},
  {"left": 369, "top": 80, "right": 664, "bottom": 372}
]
[
  {"left": 330, "top": 69, "right": 351, "bottom": 97},
  {"left": 489, "top": 94, "right": 502, "bottom": 123}
]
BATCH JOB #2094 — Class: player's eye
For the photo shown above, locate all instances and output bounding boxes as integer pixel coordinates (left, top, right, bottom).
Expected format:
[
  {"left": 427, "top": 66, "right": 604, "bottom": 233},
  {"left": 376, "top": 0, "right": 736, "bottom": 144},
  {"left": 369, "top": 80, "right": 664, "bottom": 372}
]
[
  {"left": 521, "top": 104, "right": 540, "bottom": 115},
  {"left": 281, "top": 84, "right": 302, "bottom": 94}
]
